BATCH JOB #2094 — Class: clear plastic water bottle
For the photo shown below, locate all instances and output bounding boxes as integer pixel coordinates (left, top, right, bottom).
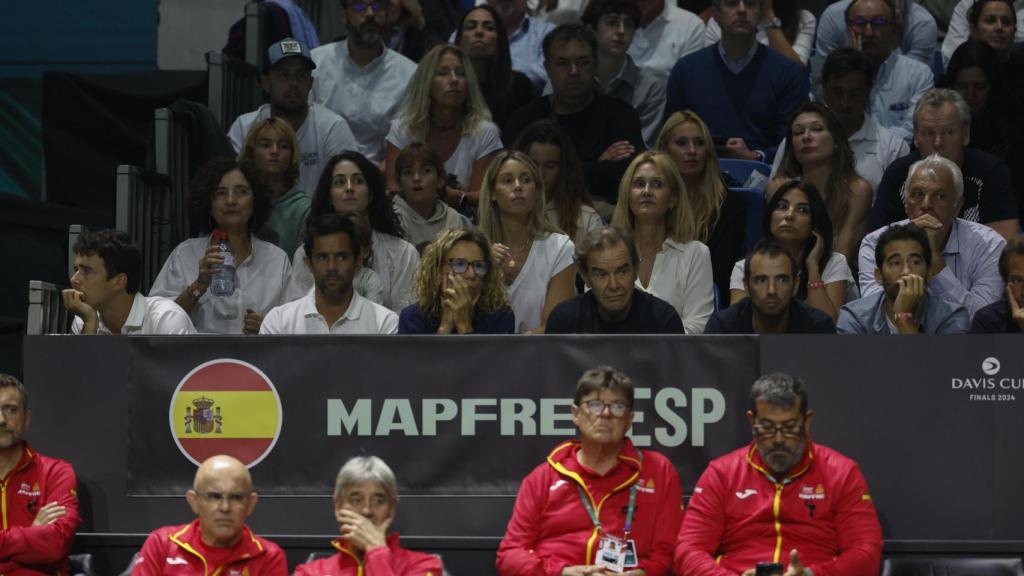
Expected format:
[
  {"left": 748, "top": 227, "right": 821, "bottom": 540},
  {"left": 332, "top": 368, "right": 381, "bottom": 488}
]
[{"left": 210, "top": 230, "right": 236, "bottom": 297}]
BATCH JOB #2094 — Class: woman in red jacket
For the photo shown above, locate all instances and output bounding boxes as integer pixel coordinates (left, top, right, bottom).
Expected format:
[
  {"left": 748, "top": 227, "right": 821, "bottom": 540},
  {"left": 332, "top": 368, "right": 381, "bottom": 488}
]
[{"left": 496, "top": 366, "right": 683, "bottom": 576}]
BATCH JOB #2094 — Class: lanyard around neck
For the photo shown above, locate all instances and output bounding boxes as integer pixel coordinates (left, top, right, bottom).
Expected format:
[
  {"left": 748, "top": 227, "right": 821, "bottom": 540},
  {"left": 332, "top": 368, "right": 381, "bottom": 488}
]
[{"left": 575, "top": 450, "right": 642, "bottom": 537}]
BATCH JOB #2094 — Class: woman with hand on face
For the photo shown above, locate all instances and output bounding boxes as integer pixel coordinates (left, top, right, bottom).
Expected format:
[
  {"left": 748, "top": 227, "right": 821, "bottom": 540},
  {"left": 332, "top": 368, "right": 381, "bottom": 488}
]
[
  {"left": 513, "top": 119, "right": 603, "bottom": 247},
  {"left": 294, "top": 456, "right": 444, "bottom": 576},
  {"left": 480, "top": 150, "right": 576, "bottom": 334},
  {"left": 456, "top": 4, "right": 537, "bottom": 128},
  {"left": 239, "top": 117, "right": 310, "bottom": 259},
  {"left": 730, "top": 180, "right": 850, "bottom": 321},
  {"left": 399, "top": 228, "right": 515, "bottom": 334},
  {"left": 769, "top": 102, "right": 873, "bottom": 261},
  {"left": 657, "top": 111, "right": 748, "bottom": 305},
  {"left": 286, "top": 152, "right": 420, "bottom": 310},
  {"left": 391, "top": 142, "right": 473, "bottom": 253},
  {"left": 611, "top": 152, "right": 715, "bottom": 334},
  {"left": 151, "top": 157, "right": 291, "bottom": 334},
  {"left": 385, "top": 44, "right": 502, "bottom": 210}
]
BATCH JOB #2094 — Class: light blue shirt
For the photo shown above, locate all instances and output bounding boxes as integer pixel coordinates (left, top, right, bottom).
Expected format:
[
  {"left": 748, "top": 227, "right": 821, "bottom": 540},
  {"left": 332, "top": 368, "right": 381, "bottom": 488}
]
[
  {"left": 837, "top": 290, "right": 969, "bottom": 334},
  {"left": 510, "top": 16, "right": 555, "bottom": 89},
  {"left": 716, "top": 40, "right": 760, "bottom": 75},
  {"left": 815, "top": 0, "right": 939, "bottom": 65},
  {"left": 868, "top": 51, "right": 934, "bottom": 142},
  {"left": 858, "top": 218, "right": 1006, "bottom": 318}
]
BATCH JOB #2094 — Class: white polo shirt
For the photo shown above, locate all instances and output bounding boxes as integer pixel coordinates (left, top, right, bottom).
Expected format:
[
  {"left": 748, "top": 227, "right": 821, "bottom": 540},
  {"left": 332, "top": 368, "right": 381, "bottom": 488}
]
[
  {"left": 71, "top": 293, "right": 196, "bottom": 335},
  {"left": 260, "top": 288, "right": 398, "bottom": 334},
  {"left": 628, "top": 2, "right": 706, "bottom": 76}
]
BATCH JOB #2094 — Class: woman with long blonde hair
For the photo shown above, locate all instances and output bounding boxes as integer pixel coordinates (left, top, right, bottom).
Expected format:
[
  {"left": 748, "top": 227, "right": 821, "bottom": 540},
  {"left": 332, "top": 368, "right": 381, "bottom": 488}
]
[
  {"left": 398, "top": 228, "right": 514, "bottom": 333},
  {"left": 479, "top": 150, "right": 576, "bottom": 333},
  {"left": 384, "top": 44, "right": 502, "bottom": 208},
  {"left": 611, "top": 152, "right": 715, "bottom": 333}
]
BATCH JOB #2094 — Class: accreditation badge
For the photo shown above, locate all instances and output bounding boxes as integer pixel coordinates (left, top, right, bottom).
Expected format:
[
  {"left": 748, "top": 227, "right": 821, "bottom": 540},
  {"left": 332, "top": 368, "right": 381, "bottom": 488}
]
[{"left": 596, "top": 534, "right": 627, "bottom": 573}]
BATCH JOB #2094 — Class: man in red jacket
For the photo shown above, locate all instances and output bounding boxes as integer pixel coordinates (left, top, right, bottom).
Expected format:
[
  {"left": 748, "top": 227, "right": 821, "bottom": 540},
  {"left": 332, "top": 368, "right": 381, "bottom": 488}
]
[
  {"left": 675, "top": 372, "right": 883, "bottom": 576},
  {"left": 294, "top": 455, "right": 443, "bottom": 575},
  {"left": 131, "top": 454, "right": 287, "bottom": 575},
  {"left": 0, "top": 374, "right": 80, "bottom": 575}
]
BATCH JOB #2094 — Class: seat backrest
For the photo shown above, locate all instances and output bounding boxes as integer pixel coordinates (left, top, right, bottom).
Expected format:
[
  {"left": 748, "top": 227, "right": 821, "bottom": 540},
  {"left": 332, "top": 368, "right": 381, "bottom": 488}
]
[
  {"left": 69, "top": 552, "right": 97, "bottom": 576},
  {"left": 881, "top": 556, "right": 1024, "bottom": 576},
  {"left": 26, "top": 280, "right": 71, "bottom": 335},
  {"left": 718, "top": 159, "right": 772, "bottom": 187}
]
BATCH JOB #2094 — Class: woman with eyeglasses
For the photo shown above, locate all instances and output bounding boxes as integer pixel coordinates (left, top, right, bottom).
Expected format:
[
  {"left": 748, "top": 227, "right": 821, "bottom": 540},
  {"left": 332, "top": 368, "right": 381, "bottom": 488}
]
[
  {"left": 730, "top": 180, "right": 850, "bottom": 321},
  {"left": 497, "top": 366, "right": 682, "bottom": 576},
  {"left": 398, "top": 228, "right": 514, "bottom": 334}
]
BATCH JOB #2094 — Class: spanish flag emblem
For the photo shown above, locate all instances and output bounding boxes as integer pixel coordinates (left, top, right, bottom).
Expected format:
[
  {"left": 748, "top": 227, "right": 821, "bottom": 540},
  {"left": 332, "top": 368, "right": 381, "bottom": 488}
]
[{"left": 169, "top": 359, "right": 283, "bottom": 467}]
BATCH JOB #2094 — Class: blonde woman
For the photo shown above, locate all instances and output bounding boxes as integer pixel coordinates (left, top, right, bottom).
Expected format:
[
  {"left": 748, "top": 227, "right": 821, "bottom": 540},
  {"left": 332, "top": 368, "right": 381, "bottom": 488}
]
[
  {"left": 399, "top": 228, "right": 515, "bottom": 333},
  {"left": 656, "top": 111, "right": 747, "bottom": 303},
  {"left": 384, "top": 44, "right": 502, "bottom": 207},
  {"left": 480, "top": 150, "right": 576, "bottom": 333},
  {"left": 238, "top": 117, "right": 310, "bottom": 258},
  {"left": 611, "top": 152, "right": 715, "bottom": 334}
]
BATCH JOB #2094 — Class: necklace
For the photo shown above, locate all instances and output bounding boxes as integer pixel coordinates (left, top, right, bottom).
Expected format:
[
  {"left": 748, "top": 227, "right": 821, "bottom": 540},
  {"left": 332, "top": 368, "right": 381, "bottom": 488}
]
[
  {"left": 432, "top": 120, "right": 460, "bottom": 133},
  {"left": 638, "top": 244, "right": 660, "bottom": 264},
  {"left": 507, "top": 238, "right": 533, "bottom": 269}
]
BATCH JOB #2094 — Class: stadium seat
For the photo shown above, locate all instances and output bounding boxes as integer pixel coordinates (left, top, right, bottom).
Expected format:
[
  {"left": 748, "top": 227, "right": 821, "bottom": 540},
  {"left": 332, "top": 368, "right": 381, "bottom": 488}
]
[
  {"left": 718, "top": 159, "right": 772, "bottom": 186},
  {"left": 881, "top": 556, "right": 1024, "bottom": 576}
]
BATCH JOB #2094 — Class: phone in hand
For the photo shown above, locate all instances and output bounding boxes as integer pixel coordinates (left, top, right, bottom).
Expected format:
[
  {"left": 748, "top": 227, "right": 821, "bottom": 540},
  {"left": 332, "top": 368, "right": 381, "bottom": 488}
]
[{"left": 755, "top": 562, "right": 785, "bottom": 576}]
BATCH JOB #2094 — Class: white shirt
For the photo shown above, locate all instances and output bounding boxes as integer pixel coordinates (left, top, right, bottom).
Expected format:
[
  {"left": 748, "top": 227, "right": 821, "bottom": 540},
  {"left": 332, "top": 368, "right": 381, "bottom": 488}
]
[
  {"left": 770, "top": 114, "right": 909, "bottom": 197},
  {"left": 942, "top": 0, "right": 1024, "bottom": 66},
  {"left": 393, "top": 195, "right": 473, "bottom": 249},
  {"left": 150, "top": 236, "right": 291, "bottom": 334},
  {"left": 730, "top": 251, "right": 854, "bottom": 290},
  {"left": 869, "top": 51, "right": 935, "bottom": 142},
  {"left": 71, "top": 293, "right": 196, "bottom": 335},
  {"left": 533, "top": 0, "right": 590, "bottom": 24},
  {"left": 260, "top": 288, "right": 397, "bottom": 334},
  {"left": 507, "top": 233, "right": 575, "bottom": 333},
  {"left": 635, "top": 239, "right": 715, "bottom": 334},
  {"left": 704, "top": 9, "right": 817, "bottom": 65},
  {"left": 227, "top": 102, "right": 356, "bottom": 197},
  {"left": 287, "top": 230, "right": 419, "bottom": 311},
  {"left": 309, "top": 41, "right": 416, "bottom": 164},
  {"left": 386, "top": 119, "right": 503, "bottom": 191},
  {"left": 628, "top": 2, "right": 707, "bottom": 76},
  {"left": 544, "top": 202, "right": 604, "bottom": 248},
  {"left": 815, "top": 0, "right": 939, "bottom": 65}
]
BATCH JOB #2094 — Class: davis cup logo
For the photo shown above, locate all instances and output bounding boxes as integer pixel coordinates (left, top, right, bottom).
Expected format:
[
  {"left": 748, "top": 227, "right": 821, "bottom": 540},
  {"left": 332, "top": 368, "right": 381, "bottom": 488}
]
[
  {"left": 169, "top": 359, "right": 283, "bottom": 467},
  {"left": 982, "top": 357, "right": 1001, "bottom": 376}
]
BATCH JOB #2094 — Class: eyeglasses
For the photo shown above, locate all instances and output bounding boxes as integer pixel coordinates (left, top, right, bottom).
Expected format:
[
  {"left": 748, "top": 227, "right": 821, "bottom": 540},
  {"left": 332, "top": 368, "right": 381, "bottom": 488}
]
[
  {"left": 579, "top": 399, "right": 630, "bottom": 417},
  {"left": 197, "top": 491, "right": 249, "bottom": 506},
  {"left": 846, "top": 17, "right": 891, "bottom": 30},
  {"left": 351, "top": 1, "right": 386, "bottom": 11},
  {"left": 752, "top": 420, "right": 804, "bottom": 438},
  {"left": 446, "top": 258, "right": 490, "bottom": 276}
]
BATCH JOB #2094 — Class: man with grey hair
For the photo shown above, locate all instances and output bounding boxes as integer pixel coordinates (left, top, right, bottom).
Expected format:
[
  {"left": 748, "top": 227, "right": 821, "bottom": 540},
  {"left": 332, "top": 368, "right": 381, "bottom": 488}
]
[
  {"left": 293, "top": 455, "right": 443, "bottom": 575},
  {"left": 860, "top": 153, "right": 1006, "bottom": 318},
  {"left": 545, "top": 227, "right": 684, "bottom": 334},
  {"left": 869, "top": 88, "right": 1020, "bottom": 240},
  {"left": 676, "top": 373, "right": 883, "bottom": 576}
]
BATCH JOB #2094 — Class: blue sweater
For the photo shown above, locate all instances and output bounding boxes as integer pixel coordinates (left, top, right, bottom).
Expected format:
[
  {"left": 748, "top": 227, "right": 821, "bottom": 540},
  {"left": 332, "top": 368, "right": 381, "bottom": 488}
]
[{"left": 665, "top": 44, "right": 808, "bottom": 161}]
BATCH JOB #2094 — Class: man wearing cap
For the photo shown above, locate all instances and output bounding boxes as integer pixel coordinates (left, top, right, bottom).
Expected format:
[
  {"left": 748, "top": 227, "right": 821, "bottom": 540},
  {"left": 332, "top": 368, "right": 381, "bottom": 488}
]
[
  {"left": 228, "top": 37, "right": 357, "bottom": 197},
  {"left": 310, "top": 0, "right": 416, "bottom": 164},
  {"left": 131, "top": 455, "right": 287, "bottom": 575}
]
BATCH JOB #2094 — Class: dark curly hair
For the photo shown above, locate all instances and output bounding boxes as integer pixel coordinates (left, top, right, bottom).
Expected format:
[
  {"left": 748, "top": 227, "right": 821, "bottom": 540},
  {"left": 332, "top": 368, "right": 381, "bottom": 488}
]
[
  {"left": 188, "top": 156, "right": 272, "bottom": 235},
  {"left": 309, "top": 151, "right": 406, "bottom": 238},
  {"left": 73, "top": 228, "right": 142, "bottom": 295}
]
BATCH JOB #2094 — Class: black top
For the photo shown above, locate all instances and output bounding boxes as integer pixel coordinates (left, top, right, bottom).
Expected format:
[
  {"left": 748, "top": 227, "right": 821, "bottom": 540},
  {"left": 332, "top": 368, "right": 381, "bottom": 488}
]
[
  {"left": 708, "top": 188, "right": 749, "bottom": 304},
  {"left": 503, "top": 91, "right": 645, "bottom": 202},
  {"left": 970, "top": 298, "right": 1022, "bottom": 333},
  {"left": 703, "top": 298, "right": 836, "bottom": 334},
  {"left": 397, "top": 303, "right": 516, "bottom": 334},
  {"left": 545, "top": 290, "right": 685, "bottom": 334},
  {"left": 486, "top": 71, "right": 537, "bottom": 129},
  {"left": 868, "top": 148, "right": 1019, "bottom": 231}
]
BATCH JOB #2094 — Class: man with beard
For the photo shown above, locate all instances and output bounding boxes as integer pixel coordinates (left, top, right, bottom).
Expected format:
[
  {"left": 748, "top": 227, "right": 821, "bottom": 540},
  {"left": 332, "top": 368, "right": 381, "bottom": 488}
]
[
  {"left": 260, "top": 214, "right": 398, "bottom": 334},
  {"left": 840, "top": 223, "right": 969, "bottom": 333},
  {"left": 310, "top": 0, "right": 416, "bottom": 164},
  {"left": 229, "top": 38, "right": 356, "bottom": 198},
  {"left": 0, "top": 375, "right": 80, "bottom": 575},
  {"left": 675, "top": 373, "right": 883, "bottom": 576},
  {"left": 704, "top": 238, "right": 835, "bottom": 334}
]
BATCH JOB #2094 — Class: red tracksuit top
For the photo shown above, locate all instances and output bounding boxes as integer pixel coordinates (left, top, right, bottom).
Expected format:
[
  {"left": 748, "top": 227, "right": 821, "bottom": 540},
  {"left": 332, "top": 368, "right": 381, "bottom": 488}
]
[
  {"left": 131, "top": 520, "right": 287, "bottom": 576},
  {"left": 0, "top": 443, "right": 80, "bottom": 576},
  {"left": 675, "top": 441, "right": 883, "bottom": 576},
  {"left": 496, "top": 439, "right": 684, "bottom": 576},
  {"left": 293, "top": 533, "right": 444, "bottom": 576}
]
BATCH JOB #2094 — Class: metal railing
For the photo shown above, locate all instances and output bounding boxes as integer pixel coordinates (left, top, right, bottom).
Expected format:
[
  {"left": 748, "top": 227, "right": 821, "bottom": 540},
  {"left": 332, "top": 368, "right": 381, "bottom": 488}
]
[
  {"left": 115, "top": 166, "right": 175, "bottom": 294},
  {"left": 206, "top": 50, "right": 261, "bottom": 131},
  {"left": 26, "top": 280, "right": 71, "bottom": 335}
]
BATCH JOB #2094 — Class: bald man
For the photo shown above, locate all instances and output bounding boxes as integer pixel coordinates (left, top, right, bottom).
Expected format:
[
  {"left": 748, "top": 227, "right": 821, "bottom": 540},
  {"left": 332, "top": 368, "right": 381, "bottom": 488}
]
[{"left": 131, "top": 455, "right": 287, "bottom": 575}]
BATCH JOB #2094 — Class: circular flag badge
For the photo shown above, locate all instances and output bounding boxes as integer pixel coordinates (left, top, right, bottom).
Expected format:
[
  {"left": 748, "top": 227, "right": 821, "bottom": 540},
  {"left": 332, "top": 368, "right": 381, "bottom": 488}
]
[{"left": 169, "top": 359, "right": 283, "bottom": 468}]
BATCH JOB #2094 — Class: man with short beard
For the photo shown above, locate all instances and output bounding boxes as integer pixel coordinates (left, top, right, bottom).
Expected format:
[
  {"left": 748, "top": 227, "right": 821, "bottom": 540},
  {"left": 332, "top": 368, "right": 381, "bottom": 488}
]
[
  {"left": 310, "top": 0, "right": 416, "bottom": 164},
  {"left": 260, "top": 214, "right": 398, "bottom": 334},
  {"left": 675, "top": 373, "right": 883, "bottom": 576},
  {"left": 229, "top": 37, "right": 356, "bottom": 197}
]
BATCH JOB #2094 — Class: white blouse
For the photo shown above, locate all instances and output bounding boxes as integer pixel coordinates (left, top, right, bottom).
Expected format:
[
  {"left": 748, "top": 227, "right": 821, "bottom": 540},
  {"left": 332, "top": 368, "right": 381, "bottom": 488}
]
[{"left": 636, "top": 239, "right": 715, "bottom": 334}]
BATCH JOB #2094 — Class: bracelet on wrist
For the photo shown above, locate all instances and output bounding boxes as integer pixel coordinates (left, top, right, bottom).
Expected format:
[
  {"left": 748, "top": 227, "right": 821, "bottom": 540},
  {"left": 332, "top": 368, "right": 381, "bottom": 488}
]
[
  {"left": 188, "top": 281, "right": 206, "bottom": 302},
  {"left": 807, "top": 280, "right": 825, "bottom": 290},
  {"left": 894, "top": 312, "right": 915, "bottom": 322}
]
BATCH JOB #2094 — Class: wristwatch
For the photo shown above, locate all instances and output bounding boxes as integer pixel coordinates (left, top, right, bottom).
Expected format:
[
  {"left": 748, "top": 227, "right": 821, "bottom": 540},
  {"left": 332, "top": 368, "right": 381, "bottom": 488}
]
[
  {"left": 759, "top": 17, "right": 782, "bottom": 32},
  {"left": 188, "top": 281, "right": 205, "bottom": 302}
]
